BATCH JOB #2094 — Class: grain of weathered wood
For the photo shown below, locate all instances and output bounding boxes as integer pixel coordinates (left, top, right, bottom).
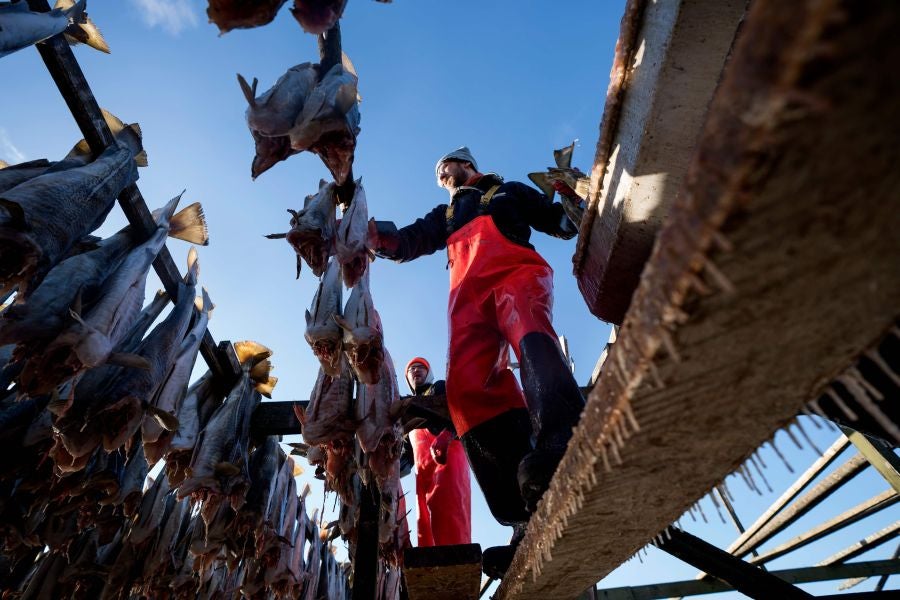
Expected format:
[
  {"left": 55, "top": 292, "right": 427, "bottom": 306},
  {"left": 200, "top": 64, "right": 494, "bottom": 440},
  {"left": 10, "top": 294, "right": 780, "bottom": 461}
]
[
  {"left": 403, "top": 544, "right": 482, "bottom": 600},
  {"left": 574, "top": 0, "right": 747, "bottom": 324},
  {"left": 498, "top": 0, "right": 900, "bottom": 597}
]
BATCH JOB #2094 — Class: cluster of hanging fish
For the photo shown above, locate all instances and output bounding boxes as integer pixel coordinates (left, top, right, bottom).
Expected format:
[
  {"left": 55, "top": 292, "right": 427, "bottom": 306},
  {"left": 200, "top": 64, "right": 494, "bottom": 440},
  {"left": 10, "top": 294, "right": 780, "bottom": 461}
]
[
  {"left": 0, "top": 0, "right": 109, "bottom": 60},
  {"left": 207, "top": 0, "right": 391, "bottom": 37},
  {"left": 0, "top": 342, "right": 350, "bottom": 598},
  {"left": 280, "top": 183, "right": 411, "bottom": 568}
]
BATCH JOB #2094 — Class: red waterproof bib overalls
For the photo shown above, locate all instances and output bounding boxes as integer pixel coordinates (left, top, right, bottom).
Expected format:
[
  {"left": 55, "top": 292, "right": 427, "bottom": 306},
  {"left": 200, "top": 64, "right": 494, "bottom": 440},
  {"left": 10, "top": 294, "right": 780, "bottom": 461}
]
[
  {"left": 445, "top": 214, "right": 556, "bottom": 437},
  {"left": 410, "top": 428, "right": 471, "bottom": 546}
]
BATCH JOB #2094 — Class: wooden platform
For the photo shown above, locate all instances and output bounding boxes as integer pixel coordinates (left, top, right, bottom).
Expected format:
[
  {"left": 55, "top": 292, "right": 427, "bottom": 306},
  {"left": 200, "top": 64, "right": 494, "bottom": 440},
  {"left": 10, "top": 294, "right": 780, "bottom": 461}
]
[
  {"left": 497, "top": 0, "right": 900, "bottom": 598},
  {"left": 403, "top": 544, "right": 482, "bottom": 600}
]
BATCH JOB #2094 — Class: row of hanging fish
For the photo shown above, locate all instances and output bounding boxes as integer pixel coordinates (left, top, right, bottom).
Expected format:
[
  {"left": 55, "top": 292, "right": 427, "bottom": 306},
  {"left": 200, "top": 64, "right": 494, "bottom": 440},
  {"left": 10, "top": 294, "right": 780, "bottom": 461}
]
[
  {"left": 0, "top": 0, "right": 108, "bottom": 60},
  {"left": 207, "top": 0, "right": 391, "bottom": 36},
  {"left": 239, "top": 57, "right": 361, "bottom": 182},
  {"left": 294, "top": 241, "right": 412, "bottom": 566},
  {"left": 0, "top": 337, "right": 353, "bottom": 599}
]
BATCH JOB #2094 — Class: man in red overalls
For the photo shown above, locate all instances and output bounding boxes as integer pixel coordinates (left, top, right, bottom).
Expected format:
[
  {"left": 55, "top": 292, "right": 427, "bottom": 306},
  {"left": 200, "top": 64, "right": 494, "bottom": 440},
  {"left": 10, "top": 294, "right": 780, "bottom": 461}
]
[
  {"left": 404, "top": 357, "right": 471, "bottom": 547},
  {"left": 372, "top": 147, "right": 585, "bottom": 577}
]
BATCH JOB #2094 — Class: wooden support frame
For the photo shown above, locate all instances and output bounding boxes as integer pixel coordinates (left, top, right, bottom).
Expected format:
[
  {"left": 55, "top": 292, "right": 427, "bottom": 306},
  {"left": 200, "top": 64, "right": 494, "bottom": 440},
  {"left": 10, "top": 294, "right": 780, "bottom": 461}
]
[
  {"left": 596, "top": 559, "right": 900, "bottom": 599},
  {"left": 25, "top": 0, "right": 242, "bottom": 388},
  {"left": 656, "top": 528, "right": 813, "bottom": 599},
  {"left": 842, "top": 426, "right": 900, "bottom": 493}
]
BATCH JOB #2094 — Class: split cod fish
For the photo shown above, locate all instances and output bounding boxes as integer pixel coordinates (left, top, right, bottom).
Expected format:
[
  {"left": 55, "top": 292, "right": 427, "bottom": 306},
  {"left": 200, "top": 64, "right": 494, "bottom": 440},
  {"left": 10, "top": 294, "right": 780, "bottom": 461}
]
[
  {"left": 0, "top": 139, "right": 141, "bottom": 297},
  {"left": 528, "top": 140, "right": 589, "bottom": 226},
  {"left": 15, "top": 195, "right": 196, "bottom": 396},
  {"left": 0, "top": 109, "right": 146, "bottom": 196},
  {"left": 290, "top": 0, "right": 347, "bottom": 35},
  {"left": 334, "top": 270, "right": 383, "bottom": 384},
  {"left": 334, "top": 179, "right": 371, "bottom": 288},
  {"left": 177, "top": 351, "right": 263, "bottom": 526},
  {"left": 283, "top": 179, "right": 336, "bottom": 278},
  {"left": 305, "top": 257, "right": 342, "bottom": 376},
  {"left": 206, "top": 0, "right": 288, "bottom": 34},
  {"left": 142, "top": 286, "right": 214, "bottom": 464},
  {"left": 0, "top": 198, "right": 204, "bottom": 353},
  {"left": 297, "top": 358, "right": 355, "bottom": 446},
  {"left": 0, "top": 0, "right": 109, "bottom": 60},
  {"left": 86, "top": 249, "right": 200, "bottom": 451},
  {"left": 289, "top": 62, "right": 360, "bottom": 184}
]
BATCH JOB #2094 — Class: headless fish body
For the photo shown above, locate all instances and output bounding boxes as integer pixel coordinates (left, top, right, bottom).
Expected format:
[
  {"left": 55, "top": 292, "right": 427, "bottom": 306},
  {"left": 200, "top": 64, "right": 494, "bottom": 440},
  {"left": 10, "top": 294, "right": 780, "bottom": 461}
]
[
  {"left": 0, "top": 0, "right": 109, "bottom": 59},
  {"left": 334, "top": 179, "right": 371, "bottom": 287},
  {"left": 304, "top": 257, "right": 343, "bottom": 375},
  {"left": 298, "top": 359, "right": 355, "bottom": 446}
]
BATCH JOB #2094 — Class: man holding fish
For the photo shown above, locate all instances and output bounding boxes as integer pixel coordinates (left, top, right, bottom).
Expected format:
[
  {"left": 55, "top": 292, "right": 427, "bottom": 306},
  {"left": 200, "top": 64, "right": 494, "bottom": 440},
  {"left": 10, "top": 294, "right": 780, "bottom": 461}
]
[{"left": 372, "top": 147, "right": 586, "bottom": 577}]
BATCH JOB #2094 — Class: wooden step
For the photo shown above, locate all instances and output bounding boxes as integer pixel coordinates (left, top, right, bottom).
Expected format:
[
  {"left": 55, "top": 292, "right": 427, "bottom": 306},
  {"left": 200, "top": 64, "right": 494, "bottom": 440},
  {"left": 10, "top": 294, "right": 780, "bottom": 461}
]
[{"left": 403, "top": 544, "right": 482, "bottom": 600}]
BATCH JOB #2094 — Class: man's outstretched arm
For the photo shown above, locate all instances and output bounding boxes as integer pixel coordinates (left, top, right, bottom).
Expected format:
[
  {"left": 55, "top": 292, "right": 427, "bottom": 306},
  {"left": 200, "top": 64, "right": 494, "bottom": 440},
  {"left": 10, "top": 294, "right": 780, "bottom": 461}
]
[{"left": 369, "top": 204, "right": 450, "bottom": 262}]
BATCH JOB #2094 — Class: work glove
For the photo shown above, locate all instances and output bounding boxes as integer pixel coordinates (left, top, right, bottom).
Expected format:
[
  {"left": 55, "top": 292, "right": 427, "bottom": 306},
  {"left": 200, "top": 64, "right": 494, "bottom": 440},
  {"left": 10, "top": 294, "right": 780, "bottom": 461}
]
[
  {"left": 430, "top": 429, "right": 454, "bottom": 465},
  {"left": 551, "top": 179, "right": 580, "bottom": 199}
]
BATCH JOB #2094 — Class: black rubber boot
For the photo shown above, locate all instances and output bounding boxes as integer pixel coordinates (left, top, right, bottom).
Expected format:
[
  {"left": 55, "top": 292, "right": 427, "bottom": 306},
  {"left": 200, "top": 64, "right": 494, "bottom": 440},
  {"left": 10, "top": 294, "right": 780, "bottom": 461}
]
[
  {"left": 482, "top": 523, "right": 527, "bottom": 579},
  {"left": 517, "top": 332, "right": 586, "bottom": 512},
  {"left": 460, "top": 408, "right": 533, "bottom": 525}
]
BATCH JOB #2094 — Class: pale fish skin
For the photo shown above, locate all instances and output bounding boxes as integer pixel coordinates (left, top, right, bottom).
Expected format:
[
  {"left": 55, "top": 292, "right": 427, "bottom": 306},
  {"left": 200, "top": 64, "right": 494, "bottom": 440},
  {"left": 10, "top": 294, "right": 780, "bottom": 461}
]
[
  {"left": 0, "top": 142, "right": 139, "bottom": 297},
  {"left": 0, "top": 194, "right": 202, "bottom": 353},
  {"left": 16, "top": 196, "right": 183, "bottom": 396},
  {"left": 164, "top": 370, "right": 219, "bottom": 487},
  {"left": 299, "top": 359, "right": 355, "bottom": 447},
  {"left": 0, "top": 0, "right": 82, "bottom": 58},
  {"left": 304, "top": 257, "right": 343, "bottom": 376},
  {"left": 289, "top": 63, "right": 361, "bottom": 184},
  {"left": 334, "top": 270, "right": 384, "bottom": 384},
  {"left": 334, "top": 179, "right": 371, "bottom": 288},
  {"left": 238, "top": 62, "right": 318, "bottom": 138},
  {"left": 88, "top": 250, "right": 200, "bottom": 452},
  {"left": 234, "top": 436, "right": 284, "bottom": 539}
]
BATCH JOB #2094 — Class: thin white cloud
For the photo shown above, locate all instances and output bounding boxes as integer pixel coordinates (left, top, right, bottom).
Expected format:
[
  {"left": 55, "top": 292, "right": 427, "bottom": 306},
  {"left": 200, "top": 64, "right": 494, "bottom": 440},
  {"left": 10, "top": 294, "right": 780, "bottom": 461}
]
[
  {"left": 130, "top": 0, "right": 199, "bottom": 35},
  {"left": 0, "top": 129, "right": 26, "bottom": 164}
]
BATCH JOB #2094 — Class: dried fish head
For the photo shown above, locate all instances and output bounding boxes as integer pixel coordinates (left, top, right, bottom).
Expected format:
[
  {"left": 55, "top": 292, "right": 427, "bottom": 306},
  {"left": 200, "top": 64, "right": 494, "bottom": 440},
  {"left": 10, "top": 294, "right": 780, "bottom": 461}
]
[
  {"left": 206, "top": 0, "right": 288, "bottom": 34},
  {"left": 286, "top": 180, "right": 337, "bottom": 277},
  {"left": 290, "top": 0, "right": 348, "bottom": 34}
]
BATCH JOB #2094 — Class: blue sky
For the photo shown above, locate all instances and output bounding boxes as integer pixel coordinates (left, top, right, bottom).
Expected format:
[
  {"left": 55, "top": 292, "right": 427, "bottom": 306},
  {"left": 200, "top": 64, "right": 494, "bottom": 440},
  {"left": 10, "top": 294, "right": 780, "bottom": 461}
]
[{"left": 2, "top": 0, "right": 896, "bottom": 596}]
